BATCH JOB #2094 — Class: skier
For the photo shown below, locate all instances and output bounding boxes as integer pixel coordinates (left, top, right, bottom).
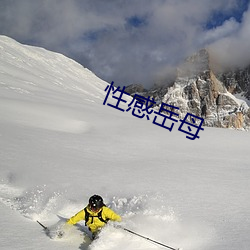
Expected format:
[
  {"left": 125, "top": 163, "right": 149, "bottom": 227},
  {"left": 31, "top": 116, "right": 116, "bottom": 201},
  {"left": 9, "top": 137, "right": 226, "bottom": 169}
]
[{"left": 66, "top": 194, "right": 122, "bottom": 239}]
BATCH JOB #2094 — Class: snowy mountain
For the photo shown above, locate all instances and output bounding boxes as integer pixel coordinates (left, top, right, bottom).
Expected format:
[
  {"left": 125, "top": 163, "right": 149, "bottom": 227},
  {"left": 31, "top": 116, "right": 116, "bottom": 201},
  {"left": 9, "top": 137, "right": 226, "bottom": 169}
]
[
  {"left": 166, "top": 49, "right": 250, "bottom": 129},
  {"left": 126, "top": 49, "right": 250, "bottom": 130},
  {"left": 0, "top": 36, "right": 250, "bottom": 250}
]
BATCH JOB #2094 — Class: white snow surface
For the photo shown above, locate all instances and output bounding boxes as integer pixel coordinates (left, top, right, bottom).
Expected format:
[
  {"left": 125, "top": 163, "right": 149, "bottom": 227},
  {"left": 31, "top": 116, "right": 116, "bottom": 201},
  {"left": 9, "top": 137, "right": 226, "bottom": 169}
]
[{"left": 0, "top": 36, "right": 250, "bottom": 250}]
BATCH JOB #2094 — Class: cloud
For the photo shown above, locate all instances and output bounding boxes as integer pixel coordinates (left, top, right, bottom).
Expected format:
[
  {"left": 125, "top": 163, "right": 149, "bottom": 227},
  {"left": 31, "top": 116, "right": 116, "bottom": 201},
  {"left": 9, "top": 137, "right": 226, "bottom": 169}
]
[
  {"left": 0, "top": 0, "right": 249, "bottom": 87},
  {"left": 209, "top": 4, "right": 250, "bottom": 69},
  {"left": 200, "top": 18, "right": 240, "bottom": 45}
]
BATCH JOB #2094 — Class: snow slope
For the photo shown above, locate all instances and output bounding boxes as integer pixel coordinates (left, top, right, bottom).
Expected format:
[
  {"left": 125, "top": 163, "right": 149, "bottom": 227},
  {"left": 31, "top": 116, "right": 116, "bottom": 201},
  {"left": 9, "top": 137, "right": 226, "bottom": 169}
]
[{"left": 0, "top": 36, "right": 250, "bottom": 250}]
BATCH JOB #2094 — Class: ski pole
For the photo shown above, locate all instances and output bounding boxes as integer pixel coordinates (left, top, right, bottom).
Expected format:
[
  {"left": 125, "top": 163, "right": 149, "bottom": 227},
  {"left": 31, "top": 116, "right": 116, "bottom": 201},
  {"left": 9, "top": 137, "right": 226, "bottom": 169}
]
[
  {"left": 37, "top": 220, "right": 48, "bottom": 231},
  {"left": 122, "top": 227, "right": 180, "bottom": 250}
]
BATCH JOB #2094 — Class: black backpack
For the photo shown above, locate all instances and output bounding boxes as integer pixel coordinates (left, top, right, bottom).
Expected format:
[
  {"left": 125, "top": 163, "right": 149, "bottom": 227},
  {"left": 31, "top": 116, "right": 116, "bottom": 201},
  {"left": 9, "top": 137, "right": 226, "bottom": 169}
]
[{"left": 84, "top": 206, "right": 109, "bottom": 226}]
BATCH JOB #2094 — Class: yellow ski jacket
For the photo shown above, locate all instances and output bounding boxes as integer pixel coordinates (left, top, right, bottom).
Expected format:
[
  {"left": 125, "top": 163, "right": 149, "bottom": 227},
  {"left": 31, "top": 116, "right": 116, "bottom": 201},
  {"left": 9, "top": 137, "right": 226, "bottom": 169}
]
[{"left": 67, "top": 206, "right": 121, "bottom": 233}]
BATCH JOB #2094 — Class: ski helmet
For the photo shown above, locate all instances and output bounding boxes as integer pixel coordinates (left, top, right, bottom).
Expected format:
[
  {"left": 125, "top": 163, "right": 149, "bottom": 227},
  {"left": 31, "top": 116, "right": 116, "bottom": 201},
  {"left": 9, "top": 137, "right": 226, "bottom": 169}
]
[{"left": 89, "top": 195, "right": 104, "bottom": 210}]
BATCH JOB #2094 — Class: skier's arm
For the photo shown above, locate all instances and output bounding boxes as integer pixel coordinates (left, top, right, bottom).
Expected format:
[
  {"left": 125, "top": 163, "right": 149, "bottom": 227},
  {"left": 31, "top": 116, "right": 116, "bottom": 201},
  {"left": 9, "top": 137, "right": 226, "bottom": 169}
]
[
  {"left": 67, "top": 209, "right": 85, "bottom": 225},
  {"left": 104, "top": 207, "right": 122, "bottom": 222}
]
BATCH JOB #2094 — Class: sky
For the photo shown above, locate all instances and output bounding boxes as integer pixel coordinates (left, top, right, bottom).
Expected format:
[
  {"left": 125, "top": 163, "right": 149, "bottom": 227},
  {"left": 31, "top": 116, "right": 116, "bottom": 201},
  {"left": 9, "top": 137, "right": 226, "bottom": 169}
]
[{"left": 0, "top": 0, "right": 249, "bottom": 88}]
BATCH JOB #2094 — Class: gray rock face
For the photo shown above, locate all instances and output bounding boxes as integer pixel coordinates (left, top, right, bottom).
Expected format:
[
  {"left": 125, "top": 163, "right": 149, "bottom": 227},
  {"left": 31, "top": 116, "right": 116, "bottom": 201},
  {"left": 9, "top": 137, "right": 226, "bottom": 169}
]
[
  {"left": 126, "top": 49, "right": 250, "bottom": 129},
  {"left": 124, "top": 83, "right": 146, "bottom": 96},
  {"left": 169, "top": 49, "right": 250, "bottom": 129},
  {"left": 218, "top": 66, "right": 250, "bottom": 100}
]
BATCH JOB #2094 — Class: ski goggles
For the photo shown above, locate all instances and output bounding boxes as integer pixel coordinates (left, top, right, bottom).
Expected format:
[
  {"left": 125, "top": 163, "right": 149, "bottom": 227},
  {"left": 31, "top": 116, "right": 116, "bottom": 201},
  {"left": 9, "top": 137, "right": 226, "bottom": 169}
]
[{"left": 89, "top": 204, "right": 101, "bottom": 212}]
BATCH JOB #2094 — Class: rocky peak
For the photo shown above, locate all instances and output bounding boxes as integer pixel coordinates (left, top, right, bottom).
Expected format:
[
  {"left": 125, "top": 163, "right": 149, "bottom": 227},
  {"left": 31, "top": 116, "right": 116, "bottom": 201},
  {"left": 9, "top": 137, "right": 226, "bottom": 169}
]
[
  {"left": 126, "top": 48, "right": 250, "bottom": 130},
  {"left": 177, "top": 49, "right": 210, "bottom": 78},
  {"left": 163, "top": 49, "right": 250, "bottom": 129}
]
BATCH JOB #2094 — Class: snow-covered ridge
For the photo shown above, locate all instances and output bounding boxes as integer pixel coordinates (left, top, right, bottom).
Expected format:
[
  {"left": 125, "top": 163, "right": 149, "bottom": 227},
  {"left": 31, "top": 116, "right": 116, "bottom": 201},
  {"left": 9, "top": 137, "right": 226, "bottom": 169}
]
[
  {"left": 0, "top": 35, "right": 107, "bottom": 100},
  {"left": 0, "top": 35, "right": 112, "bottom": 134}
]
